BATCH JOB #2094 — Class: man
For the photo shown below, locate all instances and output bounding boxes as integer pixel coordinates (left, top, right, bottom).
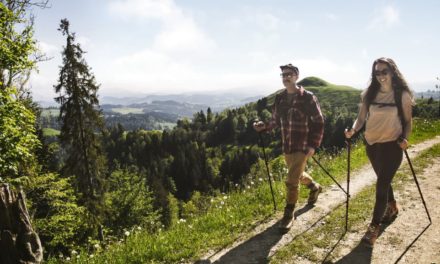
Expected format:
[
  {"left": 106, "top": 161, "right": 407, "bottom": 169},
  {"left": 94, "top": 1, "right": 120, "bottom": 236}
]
[{"left": 253, "top": 63, "right": 324, "bottom": 233}]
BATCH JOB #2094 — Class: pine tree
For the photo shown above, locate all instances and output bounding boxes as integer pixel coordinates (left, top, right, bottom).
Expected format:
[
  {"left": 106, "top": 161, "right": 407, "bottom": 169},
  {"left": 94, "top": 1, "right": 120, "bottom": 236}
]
[{"left": 54, "top": 19, "right": 107, "bottom": 233}]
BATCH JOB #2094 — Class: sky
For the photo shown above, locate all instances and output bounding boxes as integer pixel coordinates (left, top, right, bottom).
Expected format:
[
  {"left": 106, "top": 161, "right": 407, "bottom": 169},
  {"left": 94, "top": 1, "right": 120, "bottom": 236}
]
[{"left": 29, "top": 0, "right": 440, "bottom": 102}]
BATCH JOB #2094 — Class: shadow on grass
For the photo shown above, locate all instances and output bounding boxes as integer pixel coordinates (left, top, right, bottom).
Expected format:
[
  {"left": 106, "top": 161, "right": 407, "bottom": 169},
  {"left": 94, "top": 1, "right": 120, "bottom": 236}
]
[{"left": 195, "top": 203, "right": 316, "bottom": 264}]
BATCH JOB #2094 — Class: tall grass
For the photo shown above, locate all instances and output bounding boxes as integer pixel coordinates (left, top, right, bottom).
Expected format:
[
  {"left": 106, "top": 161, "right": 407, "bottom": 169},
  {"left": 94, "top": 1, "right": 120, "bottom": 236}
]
[{"left": 48, "top": 118, "right": 440, "bottom": 263}]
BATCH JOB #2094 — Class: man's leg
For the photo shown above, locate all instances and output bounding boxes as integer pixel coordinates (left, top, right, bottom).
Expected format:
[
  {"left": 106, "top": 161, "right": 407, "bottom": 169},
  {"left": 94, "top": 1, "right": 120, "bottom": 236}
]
[
  {"left": 300, "top": 167, "right": 322, "bottom": 205},
  {"left": 280, "top": 152, "right": 308, "bottom": 232}
]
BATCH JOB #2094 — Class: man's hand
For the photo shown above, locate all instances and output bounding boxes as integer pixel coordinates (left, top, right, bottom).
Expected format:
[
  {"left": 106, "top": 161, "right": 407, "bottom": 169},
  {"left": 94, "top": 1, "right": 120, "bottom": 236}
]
[
  {"left": 305, "top": 147, "right": 315, "bottom": 158},
  {"left": 344, "top": 128, "right": 355, "bottom": 139},
  {"left": 253, "top": 121, "right": 266, "bottom": 132}
]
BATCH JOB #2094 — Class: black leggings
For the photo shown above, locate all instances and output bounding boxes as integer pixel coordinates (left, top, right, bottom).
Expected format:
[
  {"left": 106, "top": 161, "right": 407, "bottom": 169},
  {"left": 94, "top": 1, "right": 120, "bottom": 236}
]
[{"left": 366, "top": 140, "right": 403, "bottom": 225}]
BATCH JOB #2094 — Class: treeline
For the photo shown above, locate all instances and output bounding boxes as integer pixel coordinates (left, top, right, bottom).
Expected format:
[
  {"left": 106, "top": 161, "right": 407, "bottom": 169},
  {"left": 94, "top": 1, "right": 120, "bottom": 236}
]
[{"left": 39, "top": 110, "right": 178, "bottom": 131}]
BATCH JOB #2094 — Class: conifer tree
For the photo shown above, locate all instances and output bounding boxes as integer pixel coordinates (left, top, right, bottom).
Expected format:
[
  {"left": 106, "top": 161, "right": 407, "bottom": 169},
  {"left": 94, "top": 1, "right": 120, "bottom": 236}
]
[{"left": 54, "top": 19, "right": 107, "bottom": 233}]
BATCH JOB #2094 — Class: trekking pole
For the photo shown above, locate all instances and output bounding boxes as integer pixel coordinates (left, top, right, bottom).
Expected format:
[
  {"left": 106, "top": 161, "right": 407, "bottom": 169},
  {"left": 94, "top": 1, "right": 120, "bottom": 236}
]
[
  {"left": 311, "top": 156, "right": 348, "bottom": 195},
  {"left": 258, "top": 133, "right": 277, "bottom": 211},
  {"left": 345, "top": 138, "right": 351, "bottom": 232},
  {"left": 403, "top": 149, "right": 432, "bottom": 223}
]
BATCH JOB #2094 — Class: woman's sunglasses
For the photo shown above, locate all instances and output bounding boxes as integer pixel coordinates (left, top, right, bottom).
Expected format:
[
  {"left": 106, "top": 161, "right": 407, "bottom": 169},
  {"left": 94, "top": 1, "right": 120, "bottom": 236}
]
[{"left": 374, "top": 69, "right": 390, "bottom": 76}]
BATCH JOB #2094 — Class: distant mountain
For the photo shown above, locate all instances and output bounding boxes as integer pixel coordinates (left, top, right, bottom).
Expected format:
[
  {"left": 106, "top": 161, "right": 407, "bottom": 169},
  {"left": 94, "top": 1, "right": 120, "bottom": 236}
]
[{"left": 100, "top": 91, "right": 266, "bottom": 110}]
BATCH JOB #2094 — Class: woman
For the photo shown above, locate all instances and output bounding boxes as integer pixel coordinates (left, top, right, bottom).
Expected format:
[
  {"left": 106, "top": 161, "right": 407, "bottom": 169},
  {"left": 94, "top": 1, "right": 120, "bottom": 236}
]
[{"left": 345, "top": 57, "right": 414, "bottom": 246}]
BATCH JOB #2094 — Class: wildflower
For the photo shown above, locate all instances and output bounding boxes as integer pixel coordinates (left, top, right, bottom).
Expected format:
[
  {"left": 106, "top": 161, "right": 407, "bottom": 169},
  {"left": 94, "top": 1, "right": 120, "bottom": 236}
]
[
  {"left": 220, "top": 201, "right": 225, "bottom": 205},
  {"left": 188, "top": 225, "right": 193, "bottom": 229},
  {"left": 223, "top": 195, "right": 227, "bottom": 199},
  {"left": 89, "top": 254, "right": 94, "bottom": 258},
  {"left": 251, "top": 181, "right": 254, "bottom": 185},
  {"left": 66, "top": 257, "right": 71, "bottom": 261},
  {"left": 71, "top": 250, "right": 78, "bottom": 255},
  {"left": 211, "top": 198, "right": 214, "bottom": 202},
  {"left": 259, "top": 178, "right": 263, "bottom": 182},
  {"left": 94, "top": 243, "right": 100, "bottom": 249},
  {"left": 137, "top": 226, "right": 142, "bottom": 231},
  {"left": 59, "top": 254, "right": 63, "bottom": 258},
  {"left": 124, "top": 231, "right": 130, "bottom": 237}
]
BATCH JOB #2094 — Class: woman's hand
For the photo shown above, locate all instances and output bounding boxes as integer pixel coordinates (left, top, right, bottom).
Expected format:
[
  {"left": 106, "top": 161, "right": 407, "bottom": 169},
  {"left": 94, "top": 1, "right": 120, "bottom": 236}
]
[
  {"left": 344, "top": 128, "right": 356, "bottom": 139},
  {"left": 398, "top": 138, "right": 408, "bottom": 150}
]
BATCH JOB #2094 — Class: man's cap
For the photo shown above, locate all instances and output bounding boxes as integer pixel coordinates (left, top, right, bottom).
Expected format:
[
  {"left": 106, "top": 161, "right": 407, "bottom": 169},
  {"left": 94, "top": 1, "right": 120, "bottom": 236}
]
[{"left": 280, "top": 64, "right": 299, "bottom": 74}]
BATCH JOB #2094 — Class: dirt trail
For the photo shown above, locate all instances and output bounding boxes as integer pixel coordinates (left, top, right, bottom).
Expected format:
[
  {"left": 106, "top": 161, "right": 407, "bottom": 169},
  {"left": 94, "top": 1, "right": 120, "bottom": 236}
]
[
  {"left": 329, "top": 157, "right": 440, "bottom": 264},
  {"left": 197, "top": 136, "right": 440, "bottom": 264}
]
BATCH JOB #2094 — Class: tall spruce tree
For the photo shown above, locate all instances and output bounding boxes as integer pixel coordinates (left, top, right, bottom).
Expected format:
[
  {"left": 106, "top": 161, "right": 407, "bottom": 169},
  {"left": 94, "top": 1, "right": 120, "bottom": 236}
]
[{"left": 54, "top": 19, "right": 107, "bottom": 233}]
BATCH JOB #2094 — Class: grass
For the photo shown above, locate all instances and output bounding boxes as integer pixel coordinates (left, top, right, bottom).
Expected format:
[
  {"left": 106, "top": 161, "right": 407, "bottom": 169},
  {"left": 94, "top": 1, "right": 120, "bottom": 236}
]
[
  {"left": 53, "top": 183, "right": 283, "bottom": 263},
  {"left": 42, "top": 127, "right": 60, "bottom": 136},
  {"left": 48, "top": 118, "right": 440, "bottom": 263}
]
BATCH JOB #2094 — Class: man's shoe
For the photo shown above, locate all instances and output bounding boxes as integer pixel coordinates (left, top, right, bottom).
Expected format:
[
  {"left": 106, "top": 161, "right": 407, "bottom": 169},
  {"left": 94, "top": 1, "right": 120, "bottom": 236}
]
[
  {"left": 381, "top": 200, "right": 399, "bottom": 223},
  {"left": 362, "top": 223, "right": 380, "bottom": 247},
  {"left": 307, "top": 184, "right": 322, "bottom": 205},
  {"left": 279, "top": 205, "right": 294, "bottom": 233}
]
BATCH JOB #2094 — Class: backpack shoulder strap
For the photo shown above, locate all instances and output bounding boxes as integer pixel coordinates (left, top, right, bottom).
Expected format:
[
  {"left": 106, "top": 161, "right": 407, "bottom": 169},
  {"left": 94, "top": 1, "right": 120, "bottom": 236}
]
[{"left": 393, "top": 88, "right": 406, "bottom": 138}]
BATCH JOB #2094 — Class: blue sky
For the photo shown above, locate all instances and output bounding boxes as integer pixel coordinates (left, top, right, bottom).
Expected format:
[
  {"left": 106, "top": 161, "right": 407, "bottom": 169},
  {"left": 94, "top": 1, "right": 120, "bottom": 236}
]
[{"left": 30, "top": 0, "right": 440, "bottom": 101}]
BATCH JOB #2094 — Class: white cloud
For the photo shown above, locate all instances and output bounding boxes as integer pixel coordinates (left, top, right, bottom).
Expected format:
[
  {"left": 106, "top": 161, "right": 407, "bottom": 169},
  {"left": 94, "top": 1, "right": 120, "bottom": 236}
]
[
  {"left": 37, "top": 41, "right": 59, "bottom": 57},
  {"left": 368, "top": 6, "right": 400, "bottom": 30},
  {"left": 109, "top": 0, "right": 215, "bottom": 54}
]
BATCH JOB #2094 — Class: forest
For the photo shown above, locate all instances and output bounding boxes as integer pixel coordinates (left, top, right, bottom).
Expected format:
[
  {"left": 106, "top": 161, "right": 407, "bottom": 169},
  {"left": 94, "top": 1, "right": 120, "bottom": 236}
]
[{"left": 1, "top": 0, "right": 439, "bottom": 262}]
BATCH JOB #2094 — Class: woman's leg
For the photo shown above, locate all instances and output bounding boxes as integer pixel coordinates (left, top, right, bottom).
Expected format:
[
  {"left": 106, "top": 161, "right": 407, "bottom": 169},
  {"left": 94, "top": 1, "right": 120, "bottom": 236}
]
[{"left": 367, "top": 141, "right": 403, "bottom": 225}]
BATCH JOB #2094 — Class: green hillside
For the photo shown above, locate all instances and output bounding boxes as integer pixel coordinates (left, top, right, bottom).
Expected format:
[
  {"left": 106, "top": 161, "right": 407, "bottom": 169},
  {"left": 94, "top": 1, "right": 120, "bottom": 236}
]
[{"left": 262, "top": 76, "right": 361, "bottom": 109}]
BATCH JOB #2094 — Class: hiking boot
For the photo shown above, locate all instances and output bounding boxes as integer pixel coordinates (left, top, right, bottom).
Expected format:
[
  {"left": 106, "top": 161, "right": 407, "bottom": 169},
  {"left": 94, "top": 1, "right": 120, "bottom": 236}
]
[
  {"left": 279, "top": 205, "right": 294, "bottom": 233},
  {"left": 307, "top": 184, "right": 322, "bottom": 205},
  {"left": 362, "top": 223, "right": 380, "bottom": 247},
  {"left": 381, "top": 200, "right": 399, "bottom": 223}
]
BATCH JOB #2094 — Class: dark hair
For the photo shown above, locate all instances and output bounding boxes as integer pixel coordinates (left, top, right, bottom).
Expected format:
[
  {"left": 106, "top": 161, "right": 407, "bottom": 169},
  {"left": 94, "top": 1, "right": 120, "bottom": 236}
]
[
  {"left": 280, "top": 63, "right": 299, "bottom": 75},
  {"left": 363, "top": 57, "right": 413, "bottom": 107}
]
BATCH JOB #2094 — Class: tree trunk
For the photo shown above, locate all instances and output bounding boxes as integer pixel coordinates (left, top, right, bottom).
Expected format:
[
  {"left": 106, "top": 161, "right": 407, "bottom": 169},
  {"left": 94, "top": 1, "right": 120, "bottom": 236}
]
[{"left": 0, "top": 184, "right": 43, "bottom": 263}]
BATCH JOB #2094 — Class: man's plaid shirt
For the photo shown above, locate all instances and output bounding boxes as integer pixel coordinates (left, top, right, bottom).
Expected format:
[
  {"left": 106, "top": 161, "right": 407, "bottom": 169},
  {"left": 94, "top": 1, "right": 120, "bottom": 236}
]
[{"left": 265, "top": 87, "right": 324, "bottom": 154}]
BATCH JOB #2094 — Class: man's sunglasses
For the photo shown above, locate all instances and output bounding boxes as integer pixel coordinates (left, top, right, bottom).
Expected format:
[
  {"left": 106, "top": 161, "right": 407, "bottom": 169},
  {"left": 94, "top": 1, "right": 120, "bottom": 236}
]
[{"left": 280, "top": 73, "right": 297, "bottom": 78}]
